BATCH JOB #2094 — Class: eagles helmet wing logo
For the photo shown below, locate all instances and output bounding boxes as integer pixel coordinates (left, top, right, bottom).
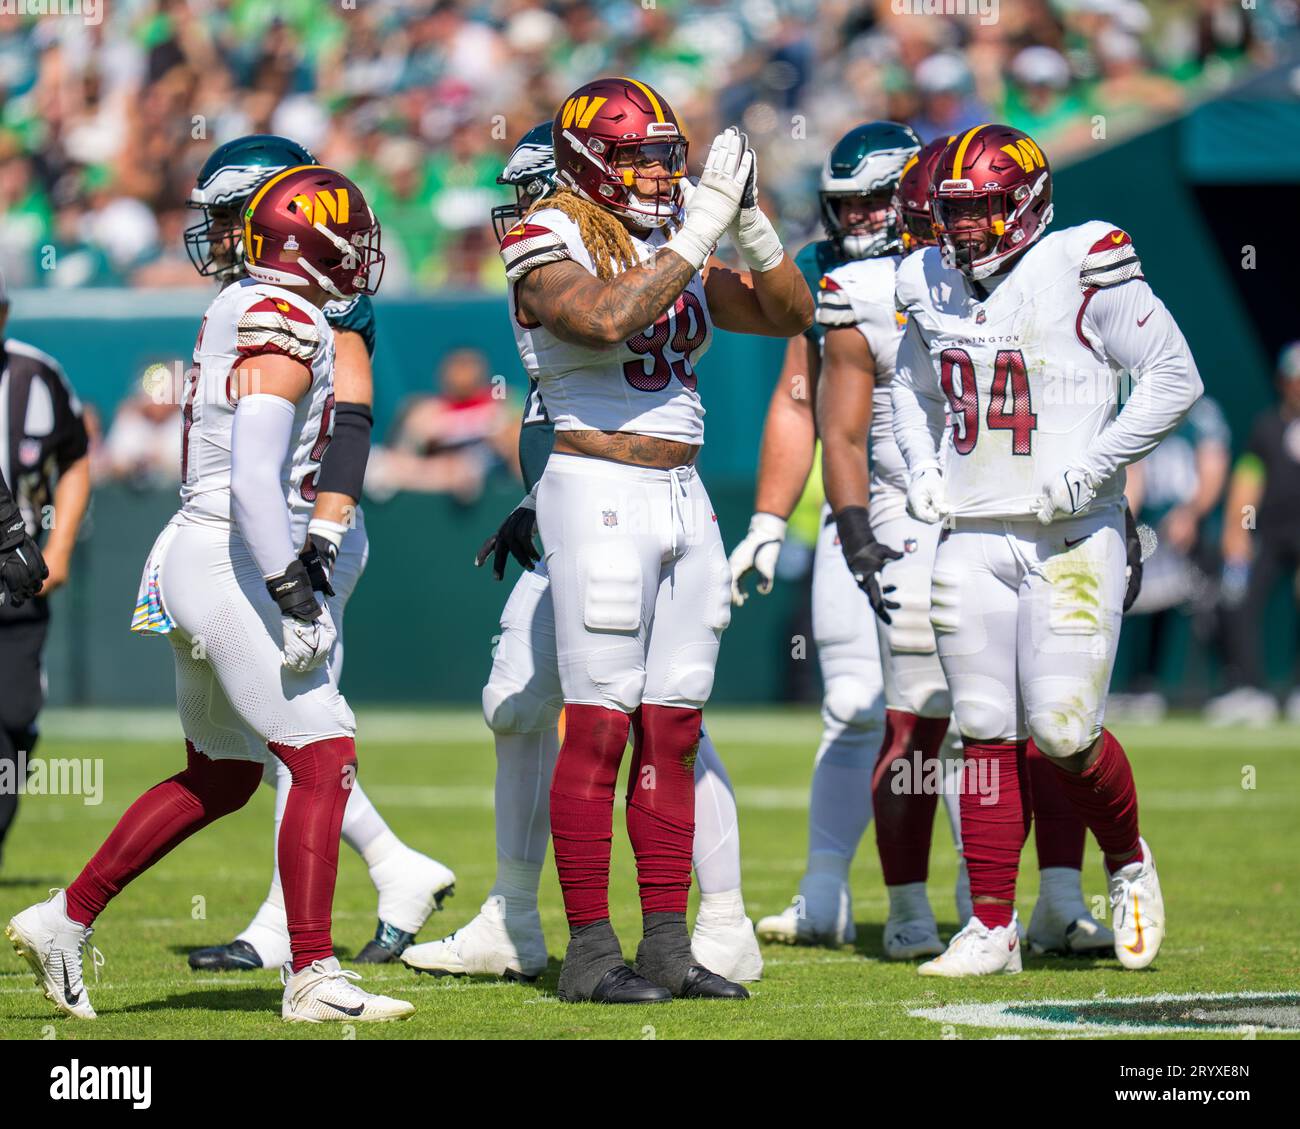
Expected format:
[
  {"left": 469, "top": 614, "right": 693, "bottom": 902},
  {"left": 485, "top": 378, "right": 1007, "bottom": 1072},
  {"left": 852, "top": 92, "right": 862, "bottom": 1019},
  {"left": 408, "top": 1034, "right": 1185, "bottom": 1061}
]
[
  {"left": 194, "top": 164, "right": 289, "bottom": 207},
  {"left": 502, "top": 141, "right": 557, "bottom": 183}
]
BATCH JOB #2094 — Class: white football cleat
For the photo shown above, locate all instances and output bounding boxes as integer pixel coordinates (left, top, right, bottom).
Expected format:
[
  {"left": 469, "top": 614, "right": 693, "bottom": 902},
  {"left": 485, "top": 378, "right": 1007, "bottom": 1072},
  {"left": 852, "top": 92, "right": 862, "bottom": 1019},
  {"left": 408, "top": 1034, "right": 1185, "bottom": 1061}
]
[
  {"left": 691, "top": 893, "right": 763, "bottom": 982},
  {"left": 281, "top": 957, "right": 414, "bottom": 1023},
  {"left": 400, "top": 895, "right": 547, "bottom": 981},
  {"left": 372, "top": 850, "right": 457, "bottom": 937},
  {"left": 755, "top": 871, "right": 855, "bottom": 946},
  {"left": 6, "top": 890, "right": 100, "bottom": 1020},
  {"left": 1028, "top": 867, "right": 1114, "bottom": 955},
  {"left": 1108, "top": 838, "right": 1164, "bottom": 970},
  {"left": 918, "top": 914, "right": 1023, "bottom": 977}
]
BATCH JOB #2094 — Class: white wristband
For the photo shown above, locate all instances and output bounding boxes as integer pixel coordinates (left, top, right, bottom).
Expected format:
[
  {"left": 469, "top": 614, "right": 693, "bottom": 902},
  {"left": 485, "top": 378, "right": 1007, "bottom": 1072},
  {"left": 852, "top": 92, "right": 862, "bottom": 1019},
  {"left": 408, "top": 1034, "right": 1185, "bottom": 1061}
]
[
  {"left": 736, "top": 207, "right": 784, "bottom": 273},
  {"left": 307, "top": 517, "right": 349, "bottom": 551}
]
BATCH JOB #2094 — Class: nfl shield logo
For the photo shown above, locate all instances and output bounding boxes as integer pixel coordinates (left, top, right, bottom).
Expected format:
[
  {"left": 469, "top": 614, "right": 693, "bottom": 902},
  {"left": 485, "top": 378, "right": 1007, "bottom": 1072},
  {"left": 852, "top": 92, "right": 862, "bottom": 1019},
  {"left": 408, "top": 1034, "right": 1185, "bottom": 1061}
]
[
  {"left": 975, "top": 308, "right": 986, "bottom": 325},
  {"left": 903, "top": 537, "right": 918, "bottom": 554},
  {"left": 602, "top": 510, "right": 618, "bottom": 527},
  {"left": 18, "top": 438, "right": 41, "bottom": 467}
]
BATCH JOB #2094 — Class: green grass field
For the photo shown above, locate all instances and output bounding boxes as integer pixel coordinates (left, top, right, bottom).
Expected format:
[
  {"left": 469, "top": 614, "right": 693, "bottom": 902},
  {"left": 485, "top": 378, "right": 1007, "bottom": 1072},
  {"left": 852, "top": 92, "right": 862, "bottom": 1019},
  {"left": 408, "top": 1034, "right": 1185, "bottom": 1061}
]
[{"left": 1, "top": 708, "right": 1296, "bottom": 1040}]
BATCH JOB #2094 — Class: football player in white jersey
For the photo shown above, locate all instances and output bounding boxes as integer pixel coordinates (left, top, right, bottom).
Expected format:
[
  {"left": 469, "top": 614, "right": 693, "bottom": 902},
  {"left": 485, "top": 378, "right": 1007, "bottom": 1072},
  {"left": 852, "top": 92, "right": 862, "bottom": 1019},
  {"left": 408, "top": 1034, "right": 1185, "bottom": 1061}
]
[
  {"left": 6, "top": 166, "right": 413, "bottom": 1022},
  {"left": 179, "top": 135, "right": 455, "bottom": 975},
  {"left": 401, "top": 126, "right": 762, "bottom": 985},
  {"left": 730, "top": 122, "right": 967, "bottom": 950},
  {"left": 495, "top": 77, "right": 811, "bottom": 1003},
  {"left": 892, "top": 124, "right": 1201, "bottom": 976},
  {"left": 813, "top": 136, "right": 1112, "bottom": 960}
]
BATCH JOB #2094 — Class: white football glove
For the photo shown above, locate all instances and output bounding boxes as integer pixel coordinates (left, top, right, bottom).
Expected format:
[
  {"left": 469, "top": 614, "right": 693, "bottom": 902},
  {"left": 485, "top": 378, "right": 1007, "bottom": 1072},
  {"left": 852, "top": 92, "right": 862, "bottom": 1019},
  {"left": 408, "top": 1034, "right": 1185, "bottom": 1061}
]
[
  {"left": 906, "top": 467, "right": 950, "bottom": 525},
  {"left": 280, "top": 602, "right": 336, "bottom": 673},
  {"left": 1032, "top": 467, "right": 1097, "bottom": 525},
  {"left": 665, "top": 127, "right": 753, "bottom": 272},
  {"left": 729, "top": 512, "right": 787, "bottom": 605},
  {"left": 728, "top": 144, "right": 784, "bottom": 273}
]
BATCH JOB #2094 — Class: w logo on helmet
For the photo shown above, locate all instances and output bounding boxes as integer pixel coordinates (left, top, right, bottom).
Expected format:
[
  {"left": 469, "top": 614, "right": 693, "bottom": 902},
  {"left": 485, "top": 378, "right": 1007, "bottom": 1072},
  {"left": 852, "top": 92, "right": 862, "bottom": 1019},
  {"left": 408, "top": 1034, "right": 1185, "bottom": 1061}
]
[
  {"left": 561, "top": 96, "right": 607, "bottom": 130},
  {"left": 292, "top": 188, "right": 351, "bottom": 226},
  {"left": 1000, "top": 137, "right": 1046, "bottom": 173}
]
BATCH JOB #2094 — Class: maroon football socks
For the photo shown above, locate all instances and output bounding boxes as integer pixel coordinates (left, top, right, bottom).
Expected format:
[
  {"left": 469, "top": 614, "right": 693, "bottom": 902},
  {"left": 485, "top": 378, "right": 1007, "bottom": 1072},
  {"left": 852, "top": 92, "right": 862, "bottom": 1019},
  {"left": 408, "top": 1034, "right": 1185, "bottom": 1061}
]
[
  {"left": 65, "top": 744, "right": 262, "bottom": 927},
  {"left": 268, "top": 736, "right": 357, "bottom": 971},
  {"left": 872, "top": 710, "right": 949, "bottom": 885}
]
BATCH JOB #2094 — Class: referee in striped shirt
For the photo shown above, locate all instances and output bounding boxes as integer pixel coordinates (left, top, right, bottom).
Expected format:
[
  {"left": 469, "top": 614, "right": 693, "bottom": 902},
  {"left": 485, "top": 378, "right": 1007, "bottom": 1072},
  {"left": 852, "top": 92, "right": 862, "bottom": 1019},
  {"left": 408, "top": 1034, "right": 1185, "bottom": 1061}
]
[{"left": 0, "top": 272, "right": 91, "bottom": 867}]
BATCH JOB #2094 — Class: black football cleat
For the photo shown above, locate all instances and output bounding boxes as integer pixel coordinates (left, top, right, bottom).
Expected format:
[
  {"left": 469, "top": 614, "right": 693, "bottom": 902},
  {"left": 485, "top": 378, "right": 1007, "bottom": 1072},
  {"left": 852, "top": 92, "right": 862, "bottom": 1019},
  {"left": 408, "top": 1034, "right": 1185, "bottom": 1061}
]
[
  {"left": 678, "top": 963, "right": 749, "bottom": 1000},
  {"left": 586, "top": 964, "right": 672, "bottom": 1005},
  {"left": 353, "top": 920, "right": 418, "bottom": 964},
  {"left": 188, "top": 938, "right": 264, "bottom": 972}
]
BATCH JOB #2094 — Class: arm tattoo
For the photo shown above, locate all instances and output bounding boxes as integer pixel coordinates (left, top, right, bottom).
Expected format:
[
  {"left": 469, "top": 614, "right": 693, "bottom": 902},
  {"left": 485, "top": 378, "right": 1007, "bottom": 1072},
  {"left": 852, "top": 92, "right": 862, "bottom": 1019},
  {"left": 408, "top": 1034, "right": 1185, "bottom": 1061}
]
[{"left": 521, "top": 251, "right": 696, "bottom": 348}]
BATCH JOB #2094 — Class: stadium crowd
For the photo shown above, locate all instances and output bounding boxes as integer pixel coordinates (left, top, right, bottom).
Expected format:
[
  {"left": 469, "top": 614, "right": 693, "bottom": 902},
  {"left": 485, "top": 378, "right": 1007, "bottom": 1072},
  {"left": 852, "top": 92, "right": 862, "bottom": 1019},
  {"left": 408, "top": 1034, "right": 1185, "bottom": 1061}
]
[{"left": 0, "top": 0, "right": 1278, "bottom": 294}]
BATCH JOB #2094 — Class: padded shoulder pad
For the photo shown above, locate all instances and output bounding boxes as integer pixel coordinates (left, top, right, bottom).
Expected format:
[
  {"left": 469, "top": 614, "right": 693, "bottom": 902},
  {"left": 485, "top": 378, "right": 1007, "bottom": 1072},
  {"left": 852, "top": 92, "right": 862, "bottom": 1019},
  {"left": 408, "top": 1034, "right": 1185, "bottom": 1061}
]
[
  {"left": 237, "top": 295, "right": 321, "bottom": 362},
  {"left": 500, "top": 221, "right": 572, "bottom": 283},
  {"left": 1079, "top": 227, "right": 1143, "bottom": 292},
  {"left": 814, "top": 274, "right": 858, "bottom": 328}
]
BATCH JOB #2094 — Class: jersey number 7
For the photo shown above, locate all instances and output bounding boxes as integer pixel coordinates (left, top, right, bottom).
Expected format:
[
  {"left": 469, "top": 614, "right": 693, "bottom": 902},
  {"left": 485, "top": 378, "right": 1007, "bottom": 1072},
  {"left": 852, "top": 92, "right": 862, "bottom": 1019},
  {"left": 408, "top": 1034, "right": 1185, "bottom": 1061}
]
[{"left": 939, "top": 347, "right": 1037, "bottom": 456}]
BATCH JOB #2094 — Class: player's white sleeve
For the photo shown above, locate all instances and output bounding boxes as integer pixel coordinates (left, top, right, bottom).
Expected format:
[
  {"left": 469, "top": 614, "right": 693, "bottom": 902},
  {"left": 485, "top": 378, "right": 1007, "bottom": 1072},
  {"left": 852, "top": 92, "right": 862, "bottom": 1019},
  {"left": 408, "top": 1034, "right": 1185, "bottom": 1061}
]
[
  {"left": 1079, "top": 278, "right": 1204, "bottom": 484},
  {"left": 890, "top": 318, "right": 946, "bottom": 476},
  {"left": 231, "top": 394, "right": 298, "bottom": 578}
]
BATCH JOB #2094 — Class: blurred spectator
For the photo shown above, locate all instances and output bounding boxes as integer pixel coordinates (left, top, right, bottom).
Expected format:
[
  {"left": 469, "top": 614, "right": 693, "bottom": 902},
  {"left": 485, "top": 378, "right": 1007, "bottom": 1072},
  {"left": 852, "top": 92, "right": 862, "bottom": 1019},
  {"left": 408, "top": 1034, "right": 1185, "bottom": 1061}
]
[
  {"left": 0, "top": 0, "right": 1283, "bottom": 295},
  {"left": 910, "top": 52, "right": 990, "bottom": 141},
  {"left": 98, "top": 362, "right": 182, "bottom": 487},
  {"left": 1208, "top": 343, "right": 1300, "bottom": 726},
  {"left": 367, "top": 347, "right": 519, "bottom": 502},
  {"left": 1116, "top": 397, "right": 1230, "bottom": 717}
]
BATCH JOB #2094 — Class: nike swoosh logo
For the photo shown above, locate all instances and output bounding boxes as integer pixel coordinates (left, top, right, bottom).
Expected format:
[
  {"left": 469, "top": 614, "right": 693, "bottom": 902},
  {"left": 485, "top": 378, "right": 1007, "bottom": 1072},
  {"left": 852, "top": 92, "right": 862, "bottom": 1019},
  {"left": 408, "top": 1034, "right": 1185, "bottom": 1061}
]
[
  {"left": 62, "top": 965, "right": 80, "bottom": 1007},
  {"left": 324, "top": 1000, "right": 365, "bottom": 1017},
  {"left": 1064, "top": 534, "right": 1092, "bottom": 548},
  {"left": 1137, "top": 310, "right": 1154, "bottom": 327},
  {"left": 1124, "top": 894, "right": 1145, "bottom": 955}
]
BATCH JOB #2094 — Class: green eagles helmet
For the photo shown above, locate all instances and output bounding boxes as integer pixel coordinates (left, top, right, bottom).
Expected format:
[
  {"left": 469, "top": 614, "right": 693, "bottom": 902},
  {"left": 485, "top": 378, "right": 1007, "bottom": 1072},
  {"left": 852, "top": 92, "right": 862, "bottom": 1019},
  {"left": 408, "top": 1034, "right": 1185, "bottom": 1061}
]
[
  {"left": 185, "top": 133, "right": 317, "bottom": 280},
  {"left": 820, "top": 121, "right": 921, "bottom": 260},
  {"left": 492, "top": 122, "right": 557, "bottom": 243}
]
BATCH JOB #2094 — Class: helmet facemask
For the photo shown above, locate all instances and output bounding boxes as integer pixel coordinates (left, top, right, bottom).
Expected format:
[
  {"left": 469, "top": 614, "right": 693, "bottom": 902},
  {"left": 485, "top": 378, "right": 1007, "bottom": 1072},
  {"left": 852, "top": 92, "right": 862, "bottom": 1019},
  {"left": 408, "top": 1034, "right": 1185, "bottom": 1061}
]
[
  {"left": 184, "top": 202, "right": 244, "bottom": 280},
  {"left": 821, "top": 187, "right": 901, "bottom": 259},
  {"left": 932, "top": 170, "right": 1051, "bottom": 281},
  {"left": 561, "top": 130, "right": 687, "bottom": 229}
]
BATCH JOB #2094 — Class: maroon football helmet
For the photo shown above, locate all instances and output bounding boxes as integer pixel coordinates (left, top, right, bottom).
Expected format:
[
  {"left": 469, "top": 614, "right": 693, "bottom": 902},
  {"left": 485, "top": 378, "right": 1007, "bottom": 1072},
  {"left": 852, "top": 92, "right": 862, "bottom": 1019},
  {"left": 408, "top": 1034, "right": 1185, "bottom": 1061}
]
[
  {"left": 894, "top": 136, "right": 953, "bottom": 252},
  {"left": 242, "top": 165, "right": 385, "bottom": 298},
  {"left": 931, "top": 124, "right": 1053, "bottom": 280},
  {"left": 552, "top": 76, "right": 688, "bottom": 228}
]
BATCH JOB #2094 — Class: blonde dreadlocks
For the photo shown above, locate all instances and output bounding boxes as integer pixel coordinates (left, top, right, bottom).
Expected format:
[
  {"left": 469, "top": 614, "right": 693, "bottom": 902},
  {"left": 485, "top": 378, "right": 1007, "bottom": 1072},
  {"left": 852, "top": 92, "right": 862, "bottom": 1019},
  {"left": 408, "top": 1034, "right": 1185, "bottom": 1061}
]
[{"left": 525, "top": 188, "right": 638, "bottom": 280}]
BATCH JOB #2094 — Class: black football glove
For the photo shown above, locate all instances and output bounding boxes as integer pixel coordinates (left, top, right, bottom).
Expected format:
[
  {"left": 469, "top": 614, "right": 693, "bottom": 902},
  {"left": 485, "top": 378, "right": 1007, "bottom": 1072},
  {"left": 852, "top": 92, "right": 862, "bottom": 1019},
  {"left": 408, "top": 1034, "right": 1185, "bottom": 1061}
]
[
  {"left": 298, "top": 532, "right": 337, "bottom": 598},
  {"left": 834, "top": 506, "right": 902, "bottom": 624},
  {"left": 475, "top": 494, "right": 540, "bottom": 581},
  {"left": 1123, "top": 503, "right": 1143, "bottom": 613},
  {"left": 0, "top": 498, "right": 48, "bottom": 608},
  {"left": 265, "top": 559, "right": 323, "bottom": 622}
]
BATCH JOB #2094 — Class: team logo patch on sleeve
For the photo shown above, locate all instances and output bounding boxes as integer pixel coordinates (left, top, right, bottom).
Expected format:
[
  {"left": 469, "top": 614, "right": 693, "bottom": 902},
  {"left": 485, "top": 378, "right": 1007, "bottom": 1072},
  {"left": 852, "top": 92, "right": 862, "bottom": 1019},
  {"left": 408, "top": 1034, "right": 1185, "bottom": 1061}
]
[
  {"left": 1080, "top": 228, "right": 1143, "bottom": 291},
  {"left": 500, "top": 222, "right": 571, "bottom": 282},
  {"left": 814, "top": 274, "right": 857, "bottom": 328},
  {"left": 237, "top": 297, "right": 321, "bottom": 361}
]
